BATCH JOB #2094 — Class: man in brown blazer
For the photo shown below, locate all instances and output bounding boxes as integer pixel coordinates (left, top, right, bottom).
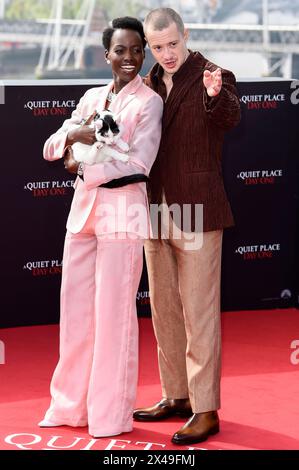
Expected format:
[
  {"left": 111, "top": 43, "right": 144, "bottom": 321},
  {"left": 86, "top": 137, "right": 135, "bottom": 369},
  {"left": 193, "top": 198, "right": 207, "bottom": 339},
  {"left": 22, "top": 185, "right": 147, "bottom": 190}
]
[{"left": 133, "top": 8, "right": 241, "bottom": 445}]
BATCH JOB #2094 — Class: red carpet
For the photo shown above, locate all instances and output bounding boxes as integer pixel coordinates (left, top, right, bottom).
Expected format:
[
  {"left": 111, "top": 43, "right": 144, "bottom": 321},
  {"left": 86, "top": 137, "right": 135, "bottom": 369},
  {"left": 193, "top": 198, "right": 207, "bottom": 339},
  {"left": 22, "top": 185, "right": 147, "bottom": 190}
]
[{"left": 0, "top": 309, "right": 299, "bottom": 450}]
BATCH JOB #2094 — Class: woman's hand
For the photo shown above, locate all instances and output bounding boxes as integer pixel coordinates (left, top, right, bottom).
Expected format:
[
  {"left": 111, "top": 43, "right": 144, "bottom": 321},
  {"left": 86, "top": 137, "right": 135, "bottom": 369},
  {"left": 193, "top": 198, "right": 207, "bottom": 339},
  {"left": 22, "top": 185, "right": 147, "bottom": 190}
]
[
  {"left": 63, "top": 149, "right": 79, "bottom": 174},
  {"left": 66, "top": 125, "right": 97, "bottom": 146}
]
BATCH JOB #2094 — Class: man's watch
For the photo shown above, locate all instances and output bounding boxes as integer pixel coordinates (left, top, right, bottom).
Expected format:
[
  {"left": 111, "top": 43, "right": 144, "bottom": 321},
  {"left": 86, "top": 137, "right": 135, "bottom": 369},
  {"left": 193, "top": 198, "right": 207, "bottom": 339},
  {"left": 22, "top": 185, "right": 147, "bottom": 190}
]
[{"left": 77, "top": 162, "right": 84, "bottom": 179}]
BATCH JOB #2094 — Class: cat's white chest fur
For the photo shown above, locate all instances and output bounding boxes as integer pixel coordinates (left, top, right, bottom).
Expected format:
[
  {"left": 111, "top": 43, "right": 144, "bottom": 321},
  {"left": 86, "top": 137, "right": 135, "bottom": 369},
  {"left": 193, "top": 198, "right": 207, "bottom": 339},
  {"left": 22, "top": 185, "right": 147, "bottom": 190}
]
[{"left": 72, "top": 111, "right": 129, "bottom": 165}]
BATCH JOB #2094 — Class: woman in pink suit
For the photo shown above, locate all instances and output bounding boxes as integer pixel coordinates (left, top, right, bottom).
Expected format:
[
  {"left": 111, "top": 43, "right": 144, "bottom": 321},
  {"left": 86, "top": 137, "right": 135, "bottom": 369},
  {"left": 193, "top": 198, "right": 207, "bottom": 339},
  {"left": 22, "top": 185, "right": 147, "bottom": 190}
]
[{"left": 39, "top": 17, "right": 163, "bottom": 438}]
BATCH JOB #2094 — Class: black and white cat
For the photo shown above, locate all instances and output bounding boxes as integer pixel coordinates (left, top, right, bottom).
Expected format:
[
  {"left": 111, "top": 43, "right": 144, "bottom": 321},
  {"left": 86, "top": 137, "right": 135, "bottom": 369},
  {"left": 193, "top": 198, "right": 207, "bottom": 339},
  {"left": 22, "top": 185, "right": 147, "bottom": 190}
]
[{"left": 72, "top": 111, "right": 129, "bottom": 165}]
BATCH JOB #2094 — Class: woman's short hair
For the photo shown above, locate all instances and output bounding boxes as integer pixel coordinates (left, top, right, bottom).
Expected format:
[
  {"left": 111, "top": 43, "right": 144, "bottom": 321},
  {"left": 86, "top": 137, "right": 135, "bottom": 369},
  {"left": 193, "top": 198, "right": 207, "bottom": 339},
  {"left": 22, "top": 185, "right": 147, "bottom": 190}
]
[{"left": 102, "top": 16, "right": 146, "bottom": 51}]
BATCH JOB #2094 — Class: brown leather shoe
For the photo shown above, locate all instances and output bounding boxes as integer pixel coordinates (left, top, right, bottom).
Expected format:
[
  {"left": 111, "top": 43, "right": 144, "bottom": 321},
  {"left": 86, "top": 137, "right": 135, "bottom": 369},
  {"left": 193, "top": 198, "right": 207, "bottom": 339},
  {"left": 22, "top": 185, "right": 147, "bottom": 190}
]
[
  {"left": 133, "top": 398, "right": 192, "bottom": 422},
  {"left": 171, "top": 411, "right": 219, "bottom": 445}
]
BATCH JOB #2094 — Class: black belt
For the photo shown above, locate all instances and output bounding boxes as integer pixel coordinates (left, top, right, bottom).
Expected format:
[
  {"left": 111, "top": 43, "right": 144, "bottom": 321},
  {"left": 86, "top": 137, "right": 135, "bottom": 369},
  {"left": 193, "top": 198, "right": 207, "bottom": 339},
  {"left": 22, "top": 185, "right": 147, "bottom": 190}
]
[{"left": 99, "top": 173, "right": 149, "bottom": 189}]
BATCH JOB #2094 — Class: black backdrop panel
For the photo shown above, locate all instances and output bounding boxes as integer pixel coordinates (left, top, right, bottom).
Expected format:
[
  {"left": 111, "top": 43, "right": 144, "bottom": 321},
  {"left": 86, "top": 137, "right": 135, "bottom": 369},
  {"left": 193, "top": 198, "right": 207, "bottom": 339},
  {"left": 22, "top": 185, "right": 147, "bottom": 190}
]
[
  {"left": 1, "top": 84, "right": 84, "bottom": 327},
  {"left": 221, "top": 80, "right": 299, "bottom": 311},
  {"left": 0, "top": 79, "right": 298, "bottom": 327}
]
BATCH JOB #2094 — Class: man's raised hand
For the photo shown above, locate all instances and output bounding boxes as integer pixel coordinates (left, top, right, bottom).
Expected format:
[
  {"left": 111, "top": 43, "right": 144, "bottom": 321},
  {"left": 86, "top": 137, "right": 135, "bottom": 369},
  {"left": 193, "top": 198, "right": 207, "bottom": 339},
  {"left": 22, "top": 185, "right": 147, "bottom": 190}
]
[{"left": 203, "top": 68, "right": 222, "bottom": 97}]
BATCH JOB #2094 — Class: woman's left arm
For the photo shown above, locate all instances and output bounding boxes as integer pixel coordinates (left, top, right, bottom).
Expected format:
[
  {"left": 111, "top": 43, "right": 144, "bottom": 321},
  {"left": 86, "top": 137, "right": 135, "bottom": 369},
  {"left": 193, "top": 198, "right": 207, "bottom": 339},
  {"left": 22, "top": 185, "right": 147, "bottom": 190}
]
[{"left": 82, "top": 94, "right": 163, "bottom": 190}]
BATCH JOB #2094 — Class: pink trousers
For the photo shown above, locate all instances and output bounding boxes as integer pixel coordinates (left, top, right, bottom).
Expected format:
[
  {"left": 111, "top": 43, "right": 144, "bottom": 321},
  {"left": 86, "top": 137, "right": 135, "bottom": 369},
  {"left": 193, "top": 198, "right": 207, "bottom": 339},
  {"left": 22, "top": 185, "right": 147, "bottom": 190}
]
[{"left": 43, "top": 207, "right": 144, "bottom": 436}]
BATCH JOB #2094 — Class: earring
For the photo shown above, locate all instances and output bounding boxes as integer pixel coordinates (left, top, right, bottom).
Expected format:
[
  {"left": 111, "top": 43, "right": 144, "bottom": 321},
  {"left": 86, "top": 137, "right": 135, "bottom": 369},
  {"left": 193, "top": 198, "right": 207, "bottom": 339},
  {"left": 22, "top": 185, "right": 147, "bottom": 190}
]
[{"left": 106, "top": 59, "right": 110, "bottom": 65}]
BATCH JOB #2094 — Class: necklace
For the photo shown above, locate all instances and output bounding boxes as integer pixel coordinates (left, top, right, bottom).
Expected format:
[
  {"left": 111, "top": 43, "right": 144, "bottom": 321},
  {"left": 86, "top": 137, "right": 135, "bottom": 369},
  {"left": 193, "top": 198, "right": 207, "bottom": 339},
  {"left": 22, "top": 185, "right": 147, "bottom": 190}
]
[{"left": 107, "top": 89, "right": 117, "bottom": 103}]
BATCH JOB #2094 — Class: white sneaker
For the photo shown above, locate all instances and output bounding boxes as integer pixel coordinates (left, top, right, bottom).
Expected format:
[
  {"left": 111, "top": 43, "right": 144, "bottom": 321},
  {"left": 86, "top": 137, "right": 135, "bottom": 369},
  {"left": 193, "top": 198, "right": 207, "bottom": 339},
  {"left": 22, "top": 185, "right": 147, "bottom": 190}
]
[{"left": 38, "top": 419, "right": 63, "bottom": 427}]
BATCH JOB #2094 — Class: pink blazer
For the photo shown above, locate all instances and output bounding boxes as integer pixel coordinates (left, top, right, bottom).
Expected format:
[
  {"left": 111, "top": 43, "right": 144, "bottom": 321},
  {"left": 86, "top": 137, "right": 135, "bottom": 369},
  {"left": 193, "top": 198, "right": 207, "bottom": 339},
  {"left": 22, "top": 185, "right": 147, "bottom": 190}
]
[{"left": 43, "top": 75, "right": 163, "bottom": 236}]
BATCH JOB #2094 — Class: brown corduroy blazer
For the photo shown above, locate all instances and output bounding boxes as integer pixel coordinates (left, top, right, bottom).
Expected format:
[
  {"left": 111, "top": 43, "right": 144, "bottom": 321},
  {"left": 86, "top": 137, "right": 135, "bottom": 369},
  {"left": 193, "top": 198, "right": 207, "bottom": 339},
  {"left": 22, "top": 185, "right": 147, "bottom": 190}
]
[{"left": 145, "top": 51, "right": 241, "bottom": 232}]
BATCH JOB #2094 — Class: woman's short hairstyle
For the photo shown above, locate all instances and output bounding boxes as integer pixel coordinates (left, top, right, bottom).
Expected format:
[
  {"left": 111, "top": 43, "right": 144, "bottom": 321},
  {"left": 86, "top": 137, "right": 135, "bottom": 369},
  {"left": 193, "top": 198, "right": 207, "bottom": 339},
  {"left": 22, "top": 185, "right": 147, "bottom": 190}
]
[{"left": 102, "top": 16, "right": 146, "bottom": 51}]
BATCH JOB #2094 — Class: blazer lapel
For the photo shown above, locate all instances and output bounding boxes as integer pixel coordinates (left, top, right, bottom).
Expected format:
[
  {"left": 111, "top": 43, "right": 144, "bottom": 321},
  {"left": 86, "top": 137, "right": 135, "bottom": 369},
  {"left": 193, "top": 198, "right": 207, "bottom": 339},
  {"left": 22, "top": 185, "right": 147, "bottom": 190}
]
[
  {"left": 87, "top": 74, "right": 142, "bottom": 119},
  {"left": 162, "top": 52, "right": 206, "bottom": 131},
  {"left": 95, "top": 82, "right": 113, "bottom": 112},
  {"left": 108, "top": 74, "right": 142, "bottom": 117}
]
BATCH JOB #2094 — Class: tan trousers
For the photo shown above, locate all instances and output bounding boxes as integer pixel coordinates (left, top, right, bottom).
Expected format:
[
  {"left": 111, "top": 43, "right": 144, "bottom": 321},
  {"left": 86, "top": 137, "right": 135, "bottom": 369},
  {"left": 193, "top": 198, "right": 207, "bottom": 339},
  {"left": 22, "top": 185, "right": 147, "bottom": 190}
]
[{"left": 145, "top": 205, "right": 223, "bottom": 413}]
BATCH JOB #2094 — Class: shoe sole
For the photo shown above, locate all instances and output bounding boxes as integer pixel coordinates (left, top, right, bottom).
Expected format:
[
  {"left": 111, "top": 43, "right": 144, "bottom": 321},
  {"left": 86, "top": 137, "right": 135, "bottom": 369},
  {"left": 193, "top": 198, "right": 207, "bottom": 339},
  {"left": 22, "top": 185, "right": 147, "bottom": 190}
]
[
  {"left": 133, "top": 410, "right": 193, "bottom": 422},
  {"left": 38, "top": 421, "right": 64, "bottom": 428},
  {"left": 171, "top": 425, "right": 220, "bottom": 445}
]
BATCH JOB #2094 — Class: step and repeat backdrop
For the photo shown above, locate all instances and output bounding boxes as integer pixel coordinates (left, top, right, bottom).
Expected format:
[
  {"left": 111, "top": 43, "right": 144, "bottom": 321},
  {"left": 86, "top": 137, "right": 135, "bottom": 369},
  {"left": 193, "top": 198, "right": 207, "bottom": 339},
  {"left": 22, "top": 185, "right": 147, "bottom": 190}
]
[{"left": 0, "top": 78, "right": 298, "bottom": 327}]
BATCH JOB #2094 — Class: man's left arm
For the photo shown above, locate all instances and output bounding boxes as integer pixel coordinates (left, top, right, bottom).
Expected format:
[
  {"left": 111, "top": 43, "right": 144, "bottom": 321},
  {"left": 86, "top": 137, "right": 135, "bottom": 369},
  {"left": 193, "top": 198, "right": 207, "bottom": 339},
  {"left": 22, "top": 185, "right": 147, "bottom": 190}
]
[{"left": 203, "top": 66, "right": 241, "bottom": 131}]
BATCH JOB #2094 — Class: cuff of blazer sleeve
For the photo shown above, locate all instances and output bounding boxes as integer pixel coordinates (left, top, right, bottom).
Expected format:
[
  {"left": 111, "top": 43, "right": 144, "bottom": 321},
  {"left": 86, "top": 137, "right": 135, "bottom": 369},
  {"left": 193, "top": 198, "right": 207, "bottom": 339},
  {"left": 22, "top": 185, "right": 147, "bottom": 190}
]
[
  {"left": 203, "top": 87, "right": 221, "bottom": 112},
  {"left": 59, "top": 132, "right": 71, "bottom": 159},
  {"left": 83, "top": 156, "right": 149, "bottom": 190},
  {"left": 83, "top": 162, "right": 109, "bottom": 189}
]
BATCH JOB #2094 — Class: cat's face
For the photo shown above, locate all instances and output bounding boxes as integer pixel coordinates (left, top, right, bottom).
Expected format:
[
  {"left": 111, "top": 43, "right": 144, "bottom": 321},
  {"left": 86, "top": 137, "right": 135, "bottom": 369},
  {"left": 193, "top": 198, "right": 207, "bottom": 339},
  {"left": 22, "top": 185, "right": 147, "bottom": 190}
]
[
  {"left": 99, "top": 127, "right": 119, "bottom": 145},
  {"left": 94, "top": 112, "right": 120, "bottom": 145}
]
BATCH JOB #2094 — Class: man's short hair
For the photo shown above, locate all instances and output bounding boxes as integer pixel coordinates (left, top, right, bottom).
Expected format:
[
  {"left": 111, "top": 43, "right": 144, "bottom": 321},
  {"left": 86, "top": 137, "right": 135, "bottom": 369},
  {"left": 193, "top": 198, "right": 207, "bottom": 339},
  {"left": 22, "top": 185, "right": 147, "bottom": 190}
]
[{"left": 144, "top": 8, "right": 185, "bottom": 35}]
